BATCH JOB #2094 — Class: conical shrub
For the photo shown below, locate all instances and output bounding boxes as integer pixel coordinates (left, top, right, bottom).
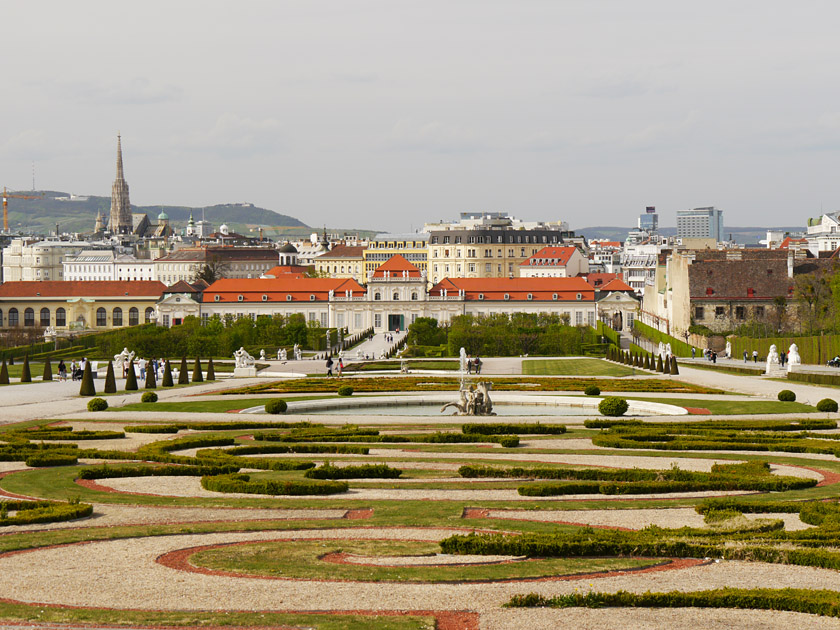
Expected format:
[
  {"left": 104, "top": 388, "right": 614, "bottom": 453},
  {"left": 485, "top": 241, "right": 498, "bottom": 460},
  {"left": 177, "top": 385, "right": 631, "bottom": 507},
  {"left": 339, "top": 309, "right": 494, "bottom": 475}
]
[
  {"left": 670, "top": 356, "right": 680, "bottom": 375},
  {"left": 656, "top": 355, "right": 664, "bottom": 372},
  {"left": 20, "top": 356, "right": 31, "bottom": 383},
  {"left": 162, "top": 360, "right": 174, "bottom": 387},
  {"left": 144, "top": 361, "right": 156, "bottom": 389},
  {"left": 0, "top": 359, "right": 8, "bottom": 385},
  {"left": 192, "top": 357, "right": 203, "bottom": 383},
  {"left": 125, "top": 362, "right": 138, "bottom": 391},
  {"left": 206, "top": 357, "right": 216, "bottom": 381},
  {"left": 104, "top": 360, "right": 117, "bottom": 393},
  {"left": 79, "top": 361, "right": 96, "bottom": 396},
  {"left": 178, "top": 356, "right": 189, "bottom": 385},
  {"left": 42, "top": 357, "right": 52, "bottom": 382}
]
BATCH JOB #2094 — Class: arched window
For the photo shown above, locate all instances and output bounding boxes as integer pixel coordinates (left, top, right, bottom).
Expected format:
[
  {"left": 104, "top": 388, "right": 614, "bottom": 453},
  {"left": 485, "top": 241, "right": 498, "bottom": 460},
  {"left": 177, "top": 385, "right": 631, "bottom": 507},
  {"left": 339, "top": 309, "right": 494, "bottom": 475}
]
[
  {"left": 145, "top": 307, "right": 154, "bottom": 324},
  {"left": 96, "top": 308, "right": 107, "bottom": 327},
  {"left": 40, "top": 308, "right": 50, "bottom": 327},
  {"left": 55, "top": 308, "right": 66, "bottom": 327},
  {"left": 24, "top": 308, "right": 34, "bottom": 327},
  {"left": 112, "top": 307, "right": 123, "bottom": 326},
  {"left": 129, "top": 307, "right": 139, "bottom": 326},
  {"left": 374, "top": 292, "right": 381, "bottom": 301},
  {"left": 411, "top": 292, "right": 418, "bottom": 301},
  {"left": 8, "top": 309, "right": 18, "bottom": 327},
  {"left": 392, "top": 291, "right": 399, "bottom": 301}
]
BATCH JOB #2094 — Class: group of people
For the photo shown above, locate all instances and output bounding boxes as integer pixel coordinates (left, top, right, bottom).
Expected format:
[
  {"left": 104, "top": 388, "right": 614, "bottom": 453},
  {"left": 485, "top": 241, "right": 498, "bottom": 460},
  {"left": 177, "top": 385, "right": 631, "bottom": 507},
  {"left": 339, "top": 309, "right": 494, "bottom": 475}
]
[
  {"left": 325, "top": 354, "right": 344, "bottom": 377},
  {"left": 56, "top": 358, "right": 90, "bottom": 382},
  {"left": 466, "top": 355, "right": 483, "bottom": 374}
]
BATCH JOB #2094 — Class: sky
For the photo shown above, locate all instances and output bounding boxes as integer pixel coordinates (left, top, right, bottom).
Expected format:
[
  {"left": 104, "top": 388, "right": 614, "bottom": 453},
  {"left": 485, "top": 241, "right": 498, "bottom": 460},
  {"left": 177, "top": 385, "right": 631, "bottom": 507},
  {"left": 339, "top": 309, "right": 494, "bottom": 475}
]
[{"left": 1, "top": 0, "right": 839, "bottom": 232}]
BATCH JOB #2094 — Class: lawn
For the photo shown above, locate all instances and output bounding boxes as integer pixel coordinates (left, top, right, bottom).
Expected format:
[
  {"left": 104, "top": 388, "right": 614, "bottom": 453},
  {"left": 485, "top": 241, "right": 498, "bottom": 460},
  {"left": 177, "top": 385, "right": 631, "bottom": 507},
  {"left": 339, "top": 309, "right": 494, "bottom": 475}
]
[
  {"left": 629, "top": 397, "right": 818, "bottom": 415},
  {"left": 523, "top": 358, "right": 640, "bottom": 377},
  {"left": 116, "top": 394, "right": 338, "bottom": 413}
]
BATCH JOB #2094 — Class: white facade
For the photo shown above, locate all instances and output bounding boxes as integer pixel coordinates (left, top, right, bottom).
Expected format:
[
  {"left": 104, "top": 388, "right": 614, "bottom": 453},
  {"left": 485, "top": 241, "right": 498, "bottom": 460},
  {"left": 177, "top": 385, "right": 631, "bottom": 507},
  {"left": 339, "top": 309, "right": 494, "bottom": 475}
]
[
  {"left": 676, "top": 207, "right": 724, "bottom": 241},
  {"left": 2, "top": 238, "right": 91, "bottom": 282}
]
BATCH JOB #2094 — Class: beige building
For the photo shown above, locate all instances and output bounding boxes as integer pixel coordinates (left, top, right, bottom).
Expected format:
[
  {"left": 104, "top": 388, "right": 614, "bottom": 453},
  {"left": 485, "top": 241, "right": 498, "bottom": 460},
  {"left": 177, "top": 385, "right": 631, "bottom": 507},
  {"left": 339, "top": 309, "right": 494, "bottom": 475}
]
[
  {"left": 364, "top": 233, "right": 429, "bottom": 277},
  {"left": 313, "top": 245, "right": 366, "bottom": 282},
  {"left": 2, "top": 238, "right": 92, "bottom": 282},
  {"left": 154, "top": 247, "right": 279, "bottom": 286},
  {"left": 0, "top": 280, "right": 165, "bottom": 330}
]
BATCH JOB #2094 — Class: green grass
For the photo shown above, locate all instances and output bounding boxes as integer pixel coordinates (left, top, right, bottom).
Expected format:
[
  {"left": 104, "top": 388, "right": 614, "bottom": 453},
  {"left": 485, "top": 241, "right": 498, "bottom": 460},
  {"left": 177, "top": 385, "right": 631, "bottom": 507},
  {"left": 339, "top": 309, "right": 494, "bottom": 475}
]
[
  {"left": 345, "top": 360, "right": 460, "bottom": 372},
  {"left": 629, "top": 397, "right": 818, "bottom": 415},
  {"left": 115, "top": 394, "right": 339, "bottom": 413},
  {"left": 191, "top": 538, "right": 659, "bottom": 582},
  {"left": 523, "top": 358, "right": 640, "bottom": 377}
]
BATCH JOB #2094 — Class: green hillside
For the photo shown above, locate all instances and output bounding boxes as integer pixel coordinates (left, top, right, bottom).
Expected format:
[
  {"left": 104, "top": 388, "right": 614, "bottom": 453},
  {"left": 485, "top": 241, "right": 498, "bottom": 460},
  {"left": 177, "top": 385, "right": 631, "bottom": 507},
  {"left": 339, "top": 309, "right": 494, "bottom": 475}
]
[{"left": 3, "top": 191, "right": 309, "bottom": 235}]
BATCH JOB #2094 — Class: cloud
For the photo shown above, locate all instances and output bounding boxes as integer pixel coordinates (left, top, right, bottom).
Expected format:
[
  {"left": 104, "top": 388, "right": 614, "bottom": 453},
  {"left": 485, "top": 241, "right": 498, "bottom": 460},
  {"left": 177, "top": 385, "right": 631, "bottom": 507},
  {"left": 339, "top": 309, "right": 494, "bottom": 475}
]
[
  {"left": 56, "top": 77, "right": 183, "bottom": 106},
  {"left": 179, "top": 113, "right": 286, "bottom": 157},
  {"left": 0, "top": 129, "right": 49, "bottom": 159},
  {"left": 386, "top": 118, "right": 490, "bottom": 153},
  {"left": 622, "top": 110, "right": 700, "bottom": 151}
]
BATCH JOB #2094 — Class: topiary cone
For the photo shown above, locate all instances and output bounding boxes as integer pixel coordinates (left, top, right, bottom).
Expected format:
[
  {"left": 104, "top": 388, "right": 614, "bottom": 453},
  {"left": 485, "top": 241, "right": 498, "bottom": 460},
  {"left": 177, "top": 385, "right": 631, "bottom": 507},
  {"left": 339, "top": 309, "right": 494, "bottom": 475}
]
[
  {"left": 0, "top": 359, "right": 8, "bottom": 385},
  {"left": 20, "top": 356, "right": 31, "bottom": 383},
  {"left": 162, "top": 360, "right": 174, "bottom": 387},
  {"left": 42, "top": 357, "right": 52, "bottom": 382},
  {"left": 670, "top": 355, "right": 679, "bottom": 375},
  {"left": 178, "top": 356, "right": 189, "bottom": 385},
  {"left": 206, "top": 357, "right": 216, "bottom": 381},
  {"left": 79, "top": 361, "right": 96, "bottom": 396},
  {"left": 192, "top": 357, "right": 203, "bottom": 383},
  {"left": 124, "top": 361, "right": 138, "bottom": 391},
  {"left": 104, "top": 360, "right": 117, "bottom": 394},
  {"left": 144, "top": 360, "right": 156, "bottom": 389}
]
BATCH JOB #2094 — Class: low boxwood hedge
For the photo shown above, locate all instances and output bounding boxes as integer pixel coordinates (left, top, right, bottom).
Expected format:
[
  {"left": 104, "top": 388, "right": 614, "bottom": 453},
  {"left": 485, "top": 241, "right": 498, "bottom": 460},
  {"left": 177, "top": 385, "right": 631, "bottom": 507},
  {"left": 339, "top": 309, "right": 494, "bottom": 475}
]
[
  {"left": 200, "top": 473, "right": 348, "bottom": 496},
  {"left": 462, "top": 423, "right": 566, "bottom": 435},
  {"left": 0, "top": 500, "right": 93, "bottom": 526},
  {"left": 304, "top": 462, "right": 402, "bottom": 479},
  {"left": 77, "top": 464, "right": 240, "bottom": 479},
  {"left": 25, "top": 452, "right": 78, "bottom": 467}
]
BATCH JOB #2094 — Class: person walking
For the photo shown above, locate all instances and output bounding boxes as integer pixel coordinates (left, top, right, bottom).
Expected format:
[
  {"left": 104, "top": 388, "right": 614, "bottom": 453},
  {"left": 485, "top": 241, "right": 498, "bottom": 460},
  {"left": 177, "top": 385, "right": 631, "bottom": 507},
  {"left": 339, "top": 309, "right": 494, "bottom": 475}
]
[
  {"left": 743, "top": 350, "right": 748, "bottom": 363},
  {"left": 691, "top": 347, "right": 696, "bottom": 359},
  {"left": 753, "top": 350, "right": 758, "bottom": 363},
  {"left": 338, "top": 357, "right": 344, "bottom": 377},
  {"left": 326, "top": 354, "right": 333, "bottom": 376},
  {"left": 467, "top": 355, "right": 473, "bottom": 374},
  {"left": 138, "top": 357, "right": 147, "bottom": 380},
  {"left": 58, "top": 360, "right": 67, "bottom": 382},
  {"left": 475, "top": 356, "right": 482, "bottom": 375}
]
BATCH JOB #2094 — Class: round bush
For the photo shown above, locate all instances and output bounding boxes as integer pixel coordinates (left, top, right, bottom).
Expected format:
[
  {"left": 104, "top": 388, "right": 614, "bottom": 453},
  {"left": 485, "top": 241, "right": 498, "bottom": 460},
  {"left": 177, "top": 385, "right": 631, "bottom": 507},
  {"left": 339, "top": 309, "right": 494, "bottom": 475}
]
[
  {"left": 141, "top": 391, "right": 158, "bottom": 403},
  {"left": 87, "top": 398, "right": 108, "bottom": 412},
  {"left": 337, "top": 385, "right": 354, "bottom": 397},
  {"left": 817, "top": 398, "right": 839, "bottom": 413},
  {"left": 584, "top": 385, "right": 601, "bottom": 396},
  {"left": 498, "top": 435, "right": 520, "bottom": 448},
  {"left": 264, "top": 399, "right": 288, "bottom": 414},
  {"left": 598, "top": 396, "right": 629, "bottom": 417},
  {"left": 777, "top": 390, "right": 796, "bottom": 402}
]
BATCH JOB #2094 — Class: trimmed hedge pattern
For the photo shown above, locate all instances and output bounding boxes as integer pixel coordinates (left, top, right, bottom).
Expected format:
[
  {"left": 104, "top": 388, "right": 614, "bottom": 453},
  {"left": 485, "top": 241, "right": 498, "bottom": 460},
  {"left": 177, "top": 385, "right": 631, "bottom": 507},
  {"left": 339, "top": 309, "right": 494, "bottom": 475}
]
[{"left": 200, "top": 473, "right": 348, "bottom": 496}]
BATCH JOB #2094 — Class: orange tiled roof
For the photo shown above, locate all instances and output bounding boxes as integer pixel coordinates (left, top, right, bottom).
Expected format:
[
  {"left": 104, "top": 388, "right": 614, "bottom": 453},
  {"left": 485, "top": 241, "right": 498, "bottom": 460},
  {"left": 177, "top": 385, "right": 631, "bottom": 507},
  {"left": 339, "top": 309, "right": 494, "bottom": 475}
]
[
  {"left": 519, "top": 246, "right": 579, "bottom": 267},
  {"left": 779, "top": 237, "right": 807, "bottom": 249},
  {"left": 263, "top": 265, "right": 307, "bottom": 278},
  {"left": 429, "top": 277, "right": 594, "bottom": 301},
  {"left": 0, "top": 281, "right": 166, "bottom": 298},
  {"left": 203, "top": 277, "right": 365, "bottom": 303},
  {"left": 580, "top": 272, "right": 622, "bottom": 288},
  {"left": 372, "top": 254, "right": 422, "bottom": 278},
  {"left": 600, "top": 277, "right": 634, "bottom": 292}
]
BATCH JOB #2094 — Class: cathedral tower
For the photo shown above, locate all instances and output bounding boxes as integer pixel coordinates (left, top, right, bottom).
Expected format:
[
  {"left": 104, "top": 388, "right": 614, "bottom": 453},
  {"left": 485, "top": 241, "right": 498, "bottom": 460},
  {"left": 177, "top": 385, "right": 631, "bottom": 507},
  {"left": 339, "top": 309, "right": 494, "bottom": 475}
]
[{"left": 108, "top": 134, "right": 132, "bottom": 235}]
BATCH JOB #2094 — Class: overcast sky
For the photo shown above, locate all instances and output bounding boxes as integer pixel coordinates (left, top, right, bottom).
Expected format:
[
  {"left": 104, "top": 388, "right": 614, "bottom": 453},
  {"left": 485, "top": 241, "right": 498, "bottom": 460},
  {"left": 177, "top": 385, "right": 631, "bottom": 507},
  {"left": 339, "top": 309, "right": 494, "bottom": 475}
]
[{"left": 1, "top": 1, "right": 838, "bottom": 232}]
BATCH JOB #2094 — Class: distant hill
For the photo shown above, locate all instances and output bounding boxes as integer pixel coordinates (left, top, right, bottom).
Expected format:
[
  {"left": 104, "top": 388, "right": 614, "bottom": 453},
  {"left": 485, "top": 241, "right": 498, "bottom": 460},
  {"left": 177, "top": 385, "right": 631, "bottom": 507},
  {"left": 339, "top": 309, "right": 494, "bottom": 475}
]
[
  {"left": 2, "top": 190, "right": 309, "bottom": 235},
  {"left": 576, "top": 225, "right": 804, "bottom": 245}
]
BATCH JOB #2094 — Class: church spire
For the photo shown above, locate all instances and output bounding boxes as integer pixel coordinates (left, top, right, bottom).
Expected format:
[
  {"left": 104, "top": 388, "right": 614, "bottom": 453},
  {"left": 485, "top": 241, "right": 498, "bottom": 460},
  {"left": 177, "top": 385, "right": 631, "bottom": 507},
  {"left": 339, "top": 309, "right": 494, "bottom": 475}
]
[{"left": 108, "top": 133, "right": 132, "bottom": 235}]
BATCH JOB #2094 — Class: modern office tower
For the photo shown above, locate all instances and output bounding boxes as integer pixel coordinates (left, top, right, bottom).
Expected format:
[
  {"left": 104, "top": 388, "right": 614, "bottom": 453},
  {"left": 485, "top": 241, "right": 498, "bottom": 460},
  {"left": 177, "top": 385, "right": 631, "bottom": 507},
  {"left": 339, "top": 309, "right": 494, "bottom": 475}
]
[{"left": 676, "top": 207, "right": 723, "bottom": 241}]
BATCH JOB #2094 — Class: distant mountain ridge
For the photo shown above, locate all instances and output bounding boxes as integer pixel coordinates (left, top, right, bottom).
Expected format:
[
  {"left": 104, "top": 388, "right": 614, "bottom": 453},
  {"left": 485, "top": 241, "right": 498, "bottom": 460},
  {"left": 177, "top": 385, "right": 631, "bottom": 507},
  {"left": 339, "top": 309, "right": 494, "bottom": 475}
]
[
  {"left": 3, "top": 190, "right": 308, "bottom": 235},
  {"left": 576, "top": 225, "right": 804, "bottom": 244}
]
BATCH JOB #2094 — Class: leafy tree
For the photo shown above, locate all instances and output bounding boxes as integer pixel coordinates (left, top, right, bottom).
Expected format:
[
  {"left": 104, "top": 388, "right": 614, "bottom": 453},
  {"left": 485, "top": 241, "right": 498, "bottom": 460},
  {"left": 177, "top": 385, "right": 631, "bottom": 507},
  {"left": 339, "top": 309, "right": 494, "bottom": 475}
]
[{"left": 406, "top": 317, "right": 447, "bottom": 347}]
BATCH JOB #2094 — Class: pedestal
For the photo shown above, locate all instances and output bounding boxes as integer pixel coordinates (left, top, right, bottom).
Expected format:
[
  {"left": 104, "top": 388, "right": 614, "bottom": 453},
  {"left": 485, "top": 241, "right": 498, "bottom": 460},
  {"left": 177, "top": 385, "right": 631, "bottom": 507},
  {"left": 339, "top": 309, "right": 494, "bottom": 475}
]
[{"left": 233, "top": 366, "right": 258, "bottom": 378}]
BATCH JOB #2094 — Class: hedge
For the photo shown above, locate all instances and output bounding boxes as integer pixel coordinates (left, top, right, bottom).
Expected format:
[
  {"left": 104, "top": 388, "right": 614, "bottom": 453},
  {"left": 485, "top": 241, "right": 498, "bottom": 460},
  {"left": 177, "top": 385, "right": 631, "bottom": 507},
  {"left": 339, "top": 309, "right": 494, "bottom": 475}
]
[
  {"left": 633, "top": 320, "right": 694, "bottom": 357},
  {"left": 462, "top": 423, "right": 566, "bottom": 435},
  {"left": 584, "top": 418, "right": 835, "bottom": 432},
  {"left": 124, "top": 421, "right": 318, "bottom": 433},
  {"left": 77, "top": 464, "right": 240, "bottom": 479},
  {"left": 788, "top": 371, "right": 840, "bottom": 386},
  {"left": 200, "top": 473, "right": 348, "bottom": 496},
  {"left": 304, "top": 463, "right": 402, "bottom": 479},
  {"left": 205, "top": 443, "right": 370, "bottom": 456},
  {"left": 0, "top": 500, "right": 93, "bottom": 526},
  {"left": 25, "top": 453, "right": 79, "bottom": 467},
  {"left": 10, "top": 429, "right": 124, "bottom": 441},
  {"left": 517, "top": 476, "right": 815, "bottom": 496}
]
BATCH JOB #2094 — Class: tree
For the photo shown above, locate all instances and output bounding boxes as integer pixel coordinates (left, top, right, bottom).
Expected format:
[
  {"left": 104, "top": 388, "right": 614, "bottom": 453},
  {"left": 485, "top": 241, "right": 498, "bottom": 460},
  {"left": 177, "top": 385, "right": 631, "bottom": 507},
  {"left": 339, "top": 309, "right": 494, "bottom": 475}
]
[
  {"left": 125, "top": 363, "right": 138, "bottom": 391},
  {"left": 162, "top": 360, "right": 174, "bottom": 387},
  {"left": 20, "top": 356, "right": 31, "bottom": 383},
  {"left": 144, "top": 361, "right": 157, "bottom": 389},
  {"left": 178, "top": 356, "right": 190, "bottom": 385},
  {"left": 0, "top": 359, "right": 8, "bottom": 385},
  {"left": 406, "top": 317, "right": 447, "bottom": 347},
  {"left": 206, "top": 357, "right": 216, "bottom": 381},
  {"left": 192, "top": 357, "right": 204, "bottom": 382},
  {"left": 42, "top": 357, "right": 52, "bottom": 382},
  {"left": 79, "top": 361, "right": 96, "bottom": 396},
  {"left": 104, "top": 361, "right": 117, "bottom": 393},
  {"left": 194, "top": 255, "right": 230, "bottom": 284}
]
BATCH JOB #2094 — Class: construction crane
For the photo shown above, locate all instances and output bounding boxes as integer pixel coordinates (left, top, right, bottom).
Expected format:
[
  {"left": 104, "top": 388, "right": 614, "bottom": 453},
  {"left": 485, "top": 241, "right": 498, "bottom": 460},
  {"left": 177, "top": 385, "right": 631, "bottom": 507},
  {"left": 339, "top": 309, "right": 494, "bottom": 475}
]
[{"left": 2, "top": 187, "right": 42, "bottom": 232}]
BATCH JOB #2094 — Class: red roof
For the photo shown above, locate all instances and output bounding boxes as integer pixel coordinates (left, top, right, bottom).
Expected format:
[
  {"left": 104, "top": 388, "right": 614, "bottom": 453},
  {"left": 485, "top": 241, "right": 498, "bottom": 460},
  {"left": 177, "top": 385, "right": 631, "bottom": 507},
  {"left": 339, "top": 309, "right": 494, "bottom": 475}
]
[
  {"left": 519, "top": 246, "right": 579, "bottom": 267},
  {"left": 429, "top": 277, "right": 595, "bottom": 301},
  {"left": 372, "top": 254, "right": 422, "bottom": 278},
  {"left": 0, "top": 281, "right": 166, "bottom": 298},
  {"left": 590, "top": 240, "right": 622, "bottom": 248},
  {"left": 779, "top": 237, "right": 807, "bottom": 249},
  {"left": 263, "top": 265, "right": 307, "bottom": 278},
  {"left": 600, "top": 278, "right": 634, "bottom": 292},
  {"left": 581, "top": 272, "right": 622, "bottom": 288},
  {"left": 203, "top": 277, "right": 365, "bottom": 303}
]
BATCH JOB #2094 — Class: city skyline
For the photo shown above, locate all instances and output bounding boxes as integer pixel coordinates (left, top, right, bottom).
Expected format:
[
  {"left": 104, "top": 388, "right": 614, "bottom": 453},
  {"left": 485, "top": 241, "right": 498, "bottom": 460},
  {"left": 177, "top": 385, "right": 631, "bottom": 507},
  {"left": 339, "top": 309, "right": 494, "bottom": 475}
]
[{"left": 1, "top": 1, "right": 839, "bottom": 233}]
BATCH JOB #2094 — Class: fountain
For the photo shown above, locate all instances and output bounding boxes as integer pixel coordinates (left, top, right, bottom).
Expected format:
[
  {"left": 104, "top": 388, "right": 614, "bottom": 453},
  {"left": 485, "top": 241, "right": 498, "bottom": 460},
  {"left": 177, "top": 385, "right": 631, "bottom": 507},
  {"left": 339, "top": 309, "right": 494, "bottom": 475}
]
[{"left": 440, "top": 347, "right": 495, "bottom": 416}]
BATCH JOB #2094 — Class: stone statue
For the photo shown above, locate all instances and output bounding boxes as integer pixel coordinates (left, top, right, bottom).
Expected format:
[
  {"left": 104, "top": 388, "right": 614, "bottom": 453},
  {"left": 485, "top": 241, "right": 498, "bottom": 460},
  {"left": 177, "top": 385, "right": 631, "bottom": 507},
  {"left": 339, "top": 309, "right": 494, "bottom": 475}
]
[
  {"left": 279, "top": 348, "right": 287, "bottom": 361},
  {"left": 725, "top": 340, "right": 732, "bottom": 359},
  {"left": 234, "top": 347, "right": 255, "bottom": 368},
  {"left": 766, "top": 344, "right": 780, "bottom": 374},
  {"left": 665, "top": 343, "right": 672, "bottom": 359},
  {"left": 259, "top": 349, "right": 266, "bottom": 361},
  {"left": 294, "top": 344, "right": 302, "bottom": 361},
  {"left": 440, "top": 382, "right": 495, "bottom": 416},
  {"left": 113, "top": 348, "right": 135, "bottom": 374},
  {"left": 43, "top": 326, "right": 57, "bottom": 339},
  {"left": 658, "top": 342, "right": 665, "bottom": 358},
  {"left": 787, "top": 343, "right": 801, "bottom": 372}
]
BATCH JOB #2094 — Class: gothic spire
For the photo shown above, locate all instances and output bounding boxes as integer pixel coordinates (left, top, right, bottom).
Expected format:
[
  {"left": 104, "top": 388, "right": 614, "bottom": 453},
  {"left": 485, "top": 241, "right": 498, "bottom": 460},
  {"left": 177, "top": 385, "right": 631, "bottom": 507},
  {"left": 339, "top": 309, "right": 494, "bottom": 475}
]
[
  {"left": 115, "top": 132, "right": 124, "bottom": 180},
  {"left": 109, "top": 133, "right": 132, "bottom": 235}
]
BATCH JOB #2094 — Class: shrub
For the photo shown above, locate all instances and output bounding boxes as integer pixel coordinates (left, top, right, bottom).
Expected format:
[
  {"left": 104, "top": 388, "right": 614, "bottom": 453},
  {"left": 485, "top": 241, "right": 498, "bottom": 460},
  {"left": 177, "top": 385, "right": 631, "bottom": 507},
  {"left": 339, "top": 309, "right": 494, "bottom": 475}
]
[
  {"left": 206, "top": 357, "right": 216, "bottom": 381},
  {"left": 162, "top": 360, "right": 174, "bottom": 387},
  {"left": 25, "top": 452, "right": 78, "bottom": 467},
  {"left": 124, "top": 363, "right": 138, "bottom": 391},
  {"left": 778, "top": 390, "right": 796, "bottom": 402},
  {"left": 178, "top": 356, "right": 189, "bottom": 385},
  {"left": 264, "top": 399, "right": 288, "bottom": 414},
  {"left": 103, "top": 360, "right": 117, "bottom": 394},
  {"left": 598, "top": 396, "right": 629, "bottom": 417},
  {"left": 305, "top": 462, "right": 402, "bottom": 479},
  {"left": 78, "top": 464, "right": 239, "bottom": 479},
  {"left": 817, "top": 398, "right": 839, "bottom": 413},
  {"left": 144, "top": 360, "right": 156, "bottom": 389},
  {"left": 87, "top": 397, "right": 108, "bottom": 412},
  {"left": 201, "top": 473, "right": 348, "bottom": 496},
  {"left": 0, "top": 359, "right": 7, "bottom": 385},
  {"left": 499, "top": 436, "right": 520, "bottom": 448},
  {"left": 42, "top": 357, "right": 52, "bottom": 382},
  {"left": 584, "top": 385, "right": 600, "bottom": 396},
  {"left": 20, "top": 355, "right": 31, "bottom": 383},
  {"left": 79, "top": 361, "right": 96, "bottom": 396},
  {"left": 141, "top": 391, "right": 158, "bottom": 403},
  {"left": 462, "top": 423, "right": 566, "bottom": 435},
  {"left": 192, "top": 357, "right": 204, "bottom": 383},
  {"left": 337, "top": 385, "right": 354, "bottom": 396}
]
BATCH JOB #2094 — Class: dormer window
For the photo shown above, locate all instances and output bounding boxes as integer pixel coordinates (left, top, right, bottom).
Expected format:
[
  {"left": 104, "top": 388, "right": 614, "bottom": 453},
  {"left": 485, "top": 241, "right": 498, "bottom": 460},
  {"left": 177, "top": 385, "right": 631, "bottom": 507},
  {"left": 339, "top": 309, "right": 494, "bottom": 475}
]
[
  {"left": 262, "top": 294, "right": 268, "bottom": 302},
  {"left": 478, "top": 293, "right": 484, "bottom": 300},
  {"left": 576, "top": 293, "right": 582, "bottom": 300},
  {"left": 706, "top": 287, "right": 714, "bottom": 296},
  {"left": 504, "top": 293, "right": 510, "bottom": 300},
  {"left": 309, "top": 294, "right": 316, "bottom": 301},
  {"left": 552, "top": 293, "right": 558, "bottom": 300},
  {"left": 214, "top": 295, "right": 220, "bottom": 302},
  {"left": 527, "top": 293, "right": 533, "bottom": 300},
  {"left": 237, "top": 295, "right": 244, "bottom": 302},
  {"left": 747, "top": 288, "right": 755, "bottom": 297},
  {"left": 286, "top": 295, "right": 293, "bottom": 302}
]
